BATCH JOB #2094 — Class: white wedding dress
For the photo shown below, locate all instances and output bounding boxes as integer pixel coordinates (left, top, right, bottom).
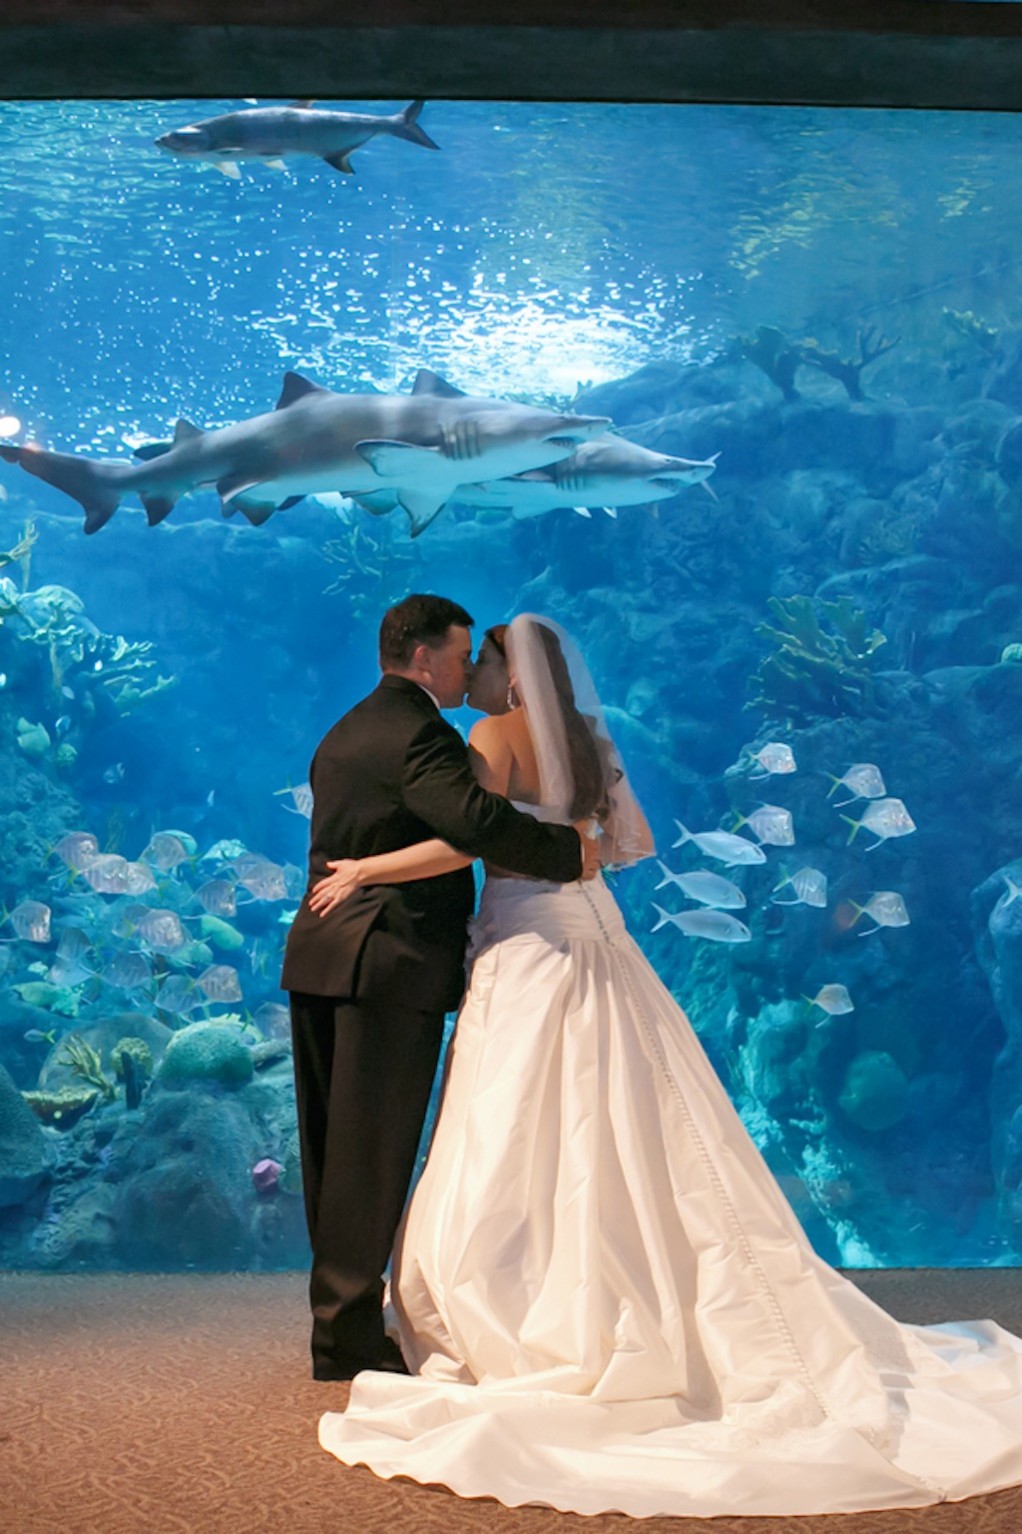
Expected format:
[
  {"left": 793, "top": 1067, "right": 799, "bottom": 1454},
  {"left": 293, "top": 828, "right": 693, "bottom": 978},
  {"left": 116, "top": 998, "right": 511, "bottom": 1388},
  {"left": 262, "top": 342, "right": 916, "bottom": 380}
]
[{"left": 319, "top": 847, "right": 1022, "bottom": 1518}]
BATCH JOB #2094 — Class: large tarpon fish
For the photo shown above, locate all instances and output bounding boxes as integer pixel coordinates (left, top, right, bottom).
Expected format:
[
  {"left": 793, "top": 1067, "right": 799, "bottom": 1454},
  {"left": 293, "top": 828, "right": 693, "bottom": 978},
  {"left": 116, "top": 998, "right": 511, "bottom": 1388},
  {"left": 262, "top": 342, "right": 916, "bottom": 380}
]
[
  {"left": 155, "top": 100, "right": 439, "bottom": 178},
  {"left": 0, "top": 370, "right": 610, "bottom": 537},
  {"left": 450, "top": 436, "right": 719, "bottom": 519}
]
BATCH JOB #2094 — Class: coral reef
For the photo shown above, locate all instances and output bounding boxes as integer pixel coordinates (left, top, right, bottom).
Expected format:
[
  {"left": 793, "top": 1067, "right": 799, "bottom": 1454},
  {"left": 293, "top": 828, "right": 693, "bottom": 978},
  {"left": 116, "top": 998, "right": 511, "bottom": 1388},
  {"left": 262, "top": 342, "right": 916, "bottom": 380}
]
[
  {"left": 57, "top": 1035, "right": 116, "bottom": 1102},
  {"left": 157, "top": 1022, "right": 255, "bottom": 1091},
  {"left": 734, "top": 325, "right": 900, "bottom": 403},
  {"left": 21, "top": 1085, "right": 100, "bottom": 1131},
  {"left": 0, "top": 1061, "right": 53, "bottom": 1204},
  {"left": 838, "top": 1051, "right": 910, "bottom": 1134},
  {"left": 110, "top": 1037, "right": 154, "bottom": 1111},
  {"left": 749, "top": 594, "right": 887, "bottom": 723}
]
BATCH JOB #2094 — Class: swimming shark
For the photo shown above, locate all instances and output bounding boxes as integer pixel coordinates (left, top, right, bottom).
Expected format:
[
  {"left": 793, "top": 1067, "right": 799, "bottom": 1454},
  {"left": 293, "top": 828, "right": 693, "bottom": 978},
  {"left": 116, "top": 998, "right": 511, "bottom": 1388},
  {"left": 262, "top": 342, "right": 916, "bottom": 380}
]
[
  {"left": 155, "top": 100, "right": 439, "bottom": 178},
  {"left": 449, "top": 436, "right": 719, "bottom": 519},
  {"left": 0, "top": 370, "right": 611, "bottom": 537}
]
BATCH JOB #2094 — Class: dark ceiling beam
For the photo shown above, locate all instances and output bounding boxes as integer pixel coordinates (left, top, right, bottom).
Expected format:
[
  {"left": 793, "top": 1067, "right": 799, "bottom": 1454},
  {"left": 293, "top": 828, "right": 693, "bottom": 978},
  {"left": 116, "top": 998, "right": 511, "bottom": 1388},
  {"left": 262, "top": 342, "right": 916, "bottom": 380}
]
[{"left": 2, "top": 3, "right": 1022, "bottom": 109}]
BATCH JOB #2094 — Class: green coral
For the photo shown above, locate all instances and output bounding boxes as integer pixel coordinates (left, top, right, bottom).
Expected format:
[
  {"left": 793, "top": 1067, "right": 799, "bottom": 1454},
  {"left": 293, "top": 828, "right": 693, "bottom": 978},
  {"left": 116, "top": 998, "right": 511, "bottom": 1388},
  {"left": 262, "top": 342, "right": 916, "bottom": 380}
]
[
  {"left": 158, "top": 1021, "right": 254, "bottom": 1091},
  {"left": 1, "top": 568, "right": 176, "bottom": 719},
  {"left": 750, "top": 594, "right": 887, "bottom": 722},
  {"left": 12, "top": 981, "right": 79, "bottom": 1018},
  {"left": 853, "top": 507, "right": 924, "bottom": 567},
  {"left": 839, "top": 1050, "right": 909, "bottom": 1133},
  {"left": 16, "top": 718, "right": 51, "bottom": 758},
  {"left": 22, "top": 1085, "right": 99, "bottom": 1130},
  {"left": 109, "top": 1037, "right": 153, "bottom": 1080},
  {"left": 943, "top": 307, "right": 1000, "bottom": 356},
  {"left": 58, "top": 1034, "right": 116, "bottom": 1102}
]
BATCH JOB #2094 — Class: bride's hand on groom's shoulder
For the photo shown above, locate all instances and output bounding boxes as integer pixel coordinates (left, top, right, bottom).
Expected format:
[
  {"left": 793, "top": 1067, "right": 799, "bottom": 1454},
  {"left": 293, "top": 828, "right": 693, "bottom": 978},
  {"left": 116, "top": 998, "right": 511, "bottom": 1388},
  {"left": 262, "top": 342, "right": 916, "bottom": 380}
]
[{"left": 309, "top": 860, "right": 363, "bottom": 916}]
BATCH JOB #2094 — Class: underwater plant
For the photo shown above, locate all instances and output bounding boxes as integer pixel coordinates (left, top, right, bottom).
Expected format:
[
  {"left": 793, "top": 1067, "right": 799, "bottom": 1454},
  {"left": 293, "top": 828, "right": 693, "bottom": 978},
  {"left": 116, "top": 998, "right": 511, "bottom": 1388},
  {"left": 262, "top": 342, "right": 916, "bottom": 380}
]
[
  {"left": 57, "top": 1035, "right": 116, "bottom": 1102},
  {"left": 749, "top": 594, "right": 887, "bottom": 723},
  {"left": 735, "top": 325, "right": 899, "bottom": 402}
]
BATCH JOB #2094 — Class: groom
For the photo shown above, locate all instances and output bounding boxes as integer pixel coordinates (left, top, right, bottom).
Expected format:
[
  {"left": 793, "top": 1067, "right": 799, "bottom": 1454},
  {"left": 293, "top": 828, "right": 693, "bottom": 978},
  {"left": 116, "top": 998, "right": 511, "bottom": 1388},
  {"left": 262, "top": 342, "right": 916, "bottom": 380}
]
[{"left": 281, "top": 593, "right": 596, "bottom": 1380}]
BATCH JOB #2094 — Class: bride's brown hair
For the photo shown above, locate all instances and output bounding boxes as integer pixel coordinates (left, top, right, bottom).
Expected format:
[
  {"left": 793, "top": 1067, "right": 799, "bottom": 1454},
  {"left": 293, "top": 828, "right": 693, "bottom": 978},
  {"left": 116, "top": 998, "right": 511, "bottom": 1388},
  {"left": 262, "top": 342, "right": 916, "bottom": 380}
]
[{"left": 485, "top": 623, "right": 608, "bottom": 822}]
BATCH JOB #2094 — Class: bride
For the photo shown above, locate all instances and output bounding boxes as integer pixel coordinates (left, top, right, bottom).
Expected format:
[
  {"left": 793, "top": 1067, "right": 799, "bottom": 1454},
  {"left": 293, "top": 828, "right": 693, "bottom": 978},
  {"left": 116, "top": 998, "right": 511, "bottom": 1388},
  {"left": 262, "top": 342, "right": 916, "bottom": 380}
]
[{"left": 312, "top": 612, "right": 1022, "bottom": 1519}]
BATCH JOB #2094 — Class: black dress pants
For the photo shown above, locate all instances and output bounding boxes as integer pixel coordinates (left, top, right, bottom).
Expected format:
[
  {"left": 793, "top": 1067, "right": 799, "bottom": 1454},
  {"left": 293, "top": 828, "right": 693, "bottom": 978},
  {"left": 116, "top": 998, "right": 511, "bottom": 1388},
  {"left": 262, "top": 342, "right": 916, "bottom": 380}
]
[{"left": 289, "top": 987, "right": 446, "bottom": 1375}]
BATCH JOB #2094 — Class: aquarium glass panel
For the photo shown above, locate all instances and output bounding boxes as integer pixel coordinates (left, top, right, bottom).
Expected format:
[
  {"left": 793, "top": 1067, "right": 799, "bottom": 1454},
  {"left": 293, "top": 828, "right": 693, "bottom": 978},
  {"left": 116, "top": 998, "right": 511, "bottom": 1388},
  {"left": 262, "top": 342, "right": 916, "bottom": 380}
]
[{"left": 1, "top": 100, "right": 1021, "bottom": 1272}]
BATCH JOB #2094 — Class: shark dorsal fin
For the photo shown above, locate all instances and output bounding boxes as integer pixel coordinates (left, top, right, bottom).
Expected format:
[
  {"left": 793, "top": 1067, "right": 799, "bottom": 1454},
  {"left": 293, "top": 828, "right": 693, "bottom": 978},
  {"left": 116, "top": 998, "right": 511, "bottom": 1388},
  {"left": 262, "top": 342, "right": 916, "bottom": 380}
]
[
  {"left": 173, "top": 418, "right": 203, "bottom": 444},
  {"left": 411, "top": 369, "right": 467, "bottom": 400},
  {"left": 275, "top": 372, "right": 329, "bottom": 410}
]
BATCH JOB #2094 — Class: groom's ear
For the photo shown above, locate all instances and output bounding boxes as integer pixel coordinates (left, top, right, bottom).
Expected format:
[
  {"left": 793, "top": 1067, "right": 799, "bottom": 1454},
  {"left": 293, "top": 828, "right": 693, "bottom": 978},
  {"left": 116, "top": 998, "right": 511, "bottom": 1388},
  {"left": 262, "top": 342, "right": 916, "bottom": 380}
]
[{"left": 410, "top": 641, "right": 431, "bottom": 671}]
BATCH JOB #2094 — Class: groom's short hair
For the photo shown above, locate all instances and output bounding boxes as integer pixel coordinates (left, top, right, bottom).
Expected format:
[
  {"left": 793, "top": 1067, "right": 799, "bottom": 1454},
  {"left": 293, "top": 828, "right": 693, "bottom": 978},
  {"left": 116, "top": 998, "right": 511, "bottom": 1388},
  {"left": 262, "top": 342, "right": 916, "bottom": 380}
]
[{"left": 379, "top": 594, "right": 475, "bottom": 668}]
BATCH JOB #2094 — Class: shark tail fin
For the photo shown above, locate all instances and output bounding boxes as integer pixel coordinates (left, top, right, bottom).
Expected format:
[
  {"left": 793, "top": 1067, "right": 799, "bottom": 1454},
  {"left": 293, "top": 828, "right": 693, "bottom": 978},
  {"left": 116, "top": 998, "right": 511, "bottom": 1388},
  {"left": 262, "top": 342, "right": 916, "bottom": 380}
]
[
  {"left": 324, "top": 151, "right": 355, "bottom": 176},
  {"left": 390, "top": 101, "right": 441, "bottom": 152},
  {"left": 141, "top": 494, "right": 178, "bottom": 526},
  {"left": 0, "top": 442, "right": 124, "bottom": 534}
]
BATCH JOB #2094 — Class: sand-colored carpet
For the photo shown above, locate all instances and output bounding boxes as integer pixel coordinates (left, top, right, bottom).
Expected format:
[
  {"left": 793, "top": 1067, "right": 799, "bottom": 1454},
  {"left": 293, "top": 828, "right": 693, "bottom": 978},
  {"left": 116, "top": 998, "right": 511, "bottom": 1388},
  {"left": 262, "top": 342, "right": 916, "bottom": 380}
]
[{"left": 2, "top": 1268, "right": 1021, "bottom": 1533}]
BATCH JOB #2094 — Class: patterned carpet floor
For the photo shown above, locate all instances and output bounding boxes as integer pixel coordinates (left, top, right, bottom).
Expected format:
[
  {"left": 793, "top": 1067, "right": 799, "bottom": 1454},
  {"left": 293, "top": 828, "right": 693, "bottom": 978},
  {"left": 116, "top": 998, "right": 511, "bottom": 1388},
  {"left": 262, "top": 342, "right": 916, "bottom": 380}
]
[{"left": 2, "top": 1268, "right": 1021, "bottom": 1533}]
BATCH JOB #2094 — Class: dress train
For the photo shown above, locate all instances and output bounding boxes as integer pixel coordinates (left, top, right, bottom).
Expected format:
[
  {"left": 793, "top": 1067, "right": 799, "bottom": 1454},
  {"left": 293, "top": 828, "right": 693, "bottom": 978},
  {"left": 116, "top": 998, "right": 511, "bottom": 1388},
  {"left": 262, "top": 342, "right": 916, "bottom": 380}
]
[{"left": 319, "top": 872, "right": 1022, "bottom": 1518}]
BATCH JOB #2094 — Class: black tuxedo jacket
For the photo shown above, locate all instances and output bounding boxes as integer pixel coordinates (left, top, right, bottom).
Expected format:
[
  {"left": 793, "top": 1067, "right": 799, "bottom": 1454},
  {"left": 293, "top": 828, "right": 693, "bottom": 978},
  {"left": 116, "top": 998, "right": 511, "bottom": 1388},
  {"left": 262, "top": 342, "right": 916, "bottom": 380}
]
[{"left": 280, "top": 674, "right": 582, "bottom": 1012}]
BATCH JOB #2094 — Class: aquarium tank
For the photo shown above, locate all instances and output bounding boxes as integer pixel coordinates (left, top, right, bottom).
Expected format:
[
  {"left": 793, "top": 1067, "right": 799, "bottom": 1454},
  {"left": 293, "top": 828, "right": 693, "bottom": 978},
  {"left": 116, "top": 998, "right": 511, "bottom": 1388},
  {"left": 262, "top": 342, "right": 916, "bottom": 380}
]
[{"left": 0, "top": 97, "right": 1021, "bottom": 1274}]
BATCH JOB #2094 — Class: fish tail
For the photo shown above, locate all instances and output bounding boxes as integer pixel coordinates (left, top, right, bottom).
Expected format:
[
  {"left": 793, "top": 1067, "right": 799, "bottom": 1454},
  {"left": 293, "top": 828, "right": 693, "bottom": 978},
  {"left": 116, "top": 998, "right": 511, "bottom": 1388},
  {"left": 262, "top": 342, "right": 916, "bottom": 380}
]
[
  {"left": 140, "top": 493, "right": 179, "bottom": 526},
  {"left": 650, "top": 903, "right": 672, "bottom": 933},
  {"left": 0, "top": 443, "right": 125, "bottom": 534},
  {"left": 671, "top": 819, "right": 691, "bottom": 848},
  {"left": 824, "top": 774, "right": 841, "bottom": 798},
  {"left": 841, "top": 815, "right": 861, "bottom": 844},
  {"left": 390, "top": 100, "right": 441, "bottom": 151}
]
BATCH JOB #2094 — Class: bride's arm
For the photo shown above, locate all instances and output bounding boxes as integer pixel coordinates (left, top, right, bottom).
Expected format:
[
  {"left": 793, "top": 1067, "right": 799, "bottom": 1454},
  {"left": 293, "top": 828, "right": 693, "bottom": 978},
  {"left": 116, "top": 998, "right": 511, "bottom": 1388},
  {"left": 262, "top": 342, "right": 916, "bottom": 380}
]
[
  {"left": 308, "top": 837, "right": 475, "bottom": 916},
  {"left": 309, "top": 720, "right": 512, "bottom": 916}
]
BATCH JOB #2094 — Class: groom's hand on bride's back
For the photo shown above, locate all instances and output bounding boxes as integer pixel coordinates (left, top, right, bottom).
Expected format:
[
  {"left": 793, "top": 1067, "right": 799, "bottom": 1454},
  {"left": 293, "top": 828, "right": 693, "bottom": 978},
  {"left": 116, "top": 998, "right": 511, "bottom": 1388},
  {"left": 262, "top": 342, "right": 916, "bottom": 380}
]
[{"left": 575, "top": 825, "right": 601, "bottom": 882}]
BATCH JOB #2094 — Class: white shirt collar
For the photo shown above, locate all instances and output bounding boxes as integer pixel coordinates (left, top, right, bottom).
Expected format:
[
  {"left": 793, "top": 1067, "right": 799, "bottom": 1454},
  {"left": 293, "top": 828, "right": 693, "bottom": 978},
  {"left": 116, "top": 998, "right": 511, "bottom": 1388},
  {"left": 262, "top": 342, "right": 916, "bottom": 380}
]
[{"left": 415, "top": 681, "right": 441, "bottom": 710}]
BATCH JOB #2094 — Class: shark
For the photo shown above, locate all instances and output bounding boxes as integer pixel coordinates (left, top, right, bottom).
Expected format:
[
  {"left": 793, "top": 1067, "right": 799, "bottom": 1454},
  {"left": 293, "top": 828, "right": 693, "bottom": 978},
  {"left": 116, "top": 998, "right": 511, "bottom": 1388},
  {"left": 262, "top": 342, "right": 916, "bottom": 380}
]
[
  {"left": 448, "top": 436, "right": 719, "bottom": 520},
  {"left": 155, "top": 100, "right": 439, "bottom": 178},
  {"left": 0, "top": 370, "right": 611, "bottom": 537}
]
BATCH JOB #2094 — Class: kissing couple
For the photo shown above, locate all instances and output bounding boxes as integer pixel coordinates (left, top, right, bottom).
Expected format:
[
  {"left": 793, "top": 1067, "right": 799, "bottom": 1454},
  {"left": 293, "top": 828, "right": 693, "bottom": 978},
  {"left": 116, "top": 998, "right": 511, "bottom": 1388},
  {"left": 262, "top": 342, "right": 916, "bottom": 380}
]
[{"left": 282, "top": 594, "right": 1022, "bottom": 1520}]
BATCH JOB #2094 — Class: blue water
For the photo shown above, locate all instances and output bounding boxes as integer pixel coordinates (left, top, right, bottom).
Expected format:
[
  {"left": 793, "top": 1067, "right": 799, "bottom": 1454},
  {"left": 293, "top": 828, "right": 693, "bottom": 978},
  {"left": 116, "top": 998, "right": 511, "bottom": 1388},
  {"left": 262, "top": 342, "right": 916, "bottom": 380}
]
[{"left": 1, "top": 99, "right": 1022, "bottom": 1272}]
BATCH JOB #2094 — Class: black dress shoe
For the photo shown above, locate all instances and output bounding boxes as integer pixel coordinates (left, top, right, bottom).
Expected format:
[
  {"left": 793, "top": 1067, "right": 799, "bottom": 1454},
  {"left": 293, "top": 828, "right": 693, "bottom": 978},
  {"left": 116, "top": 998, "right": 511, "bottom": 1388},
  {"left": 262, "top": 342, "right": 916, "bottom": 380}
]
[
  {"left": 312, "top": 1337, "right": 409, "bottom": 1381},
  {"left": 377, "top": 1336, "right": 410, "bottom": 1375},
  {"left": 312, "top": 1357, "right": 362, "bottom": 1382}
]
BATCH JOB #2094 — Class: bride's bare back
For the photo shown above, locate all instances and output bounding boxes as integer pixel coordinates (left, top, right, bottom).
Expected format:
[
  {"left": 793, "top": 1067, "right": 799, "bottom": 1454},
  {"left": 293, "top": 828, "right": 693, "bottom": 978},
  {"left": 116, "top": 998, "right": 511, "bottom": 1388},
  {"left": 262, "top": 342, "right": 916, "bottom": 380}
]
[
  {"left": 468, "top": 707, "right": 541, "bottom": 804},
  {"left": 467, "top": 710, "right": 548, "bottom": 880}
]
